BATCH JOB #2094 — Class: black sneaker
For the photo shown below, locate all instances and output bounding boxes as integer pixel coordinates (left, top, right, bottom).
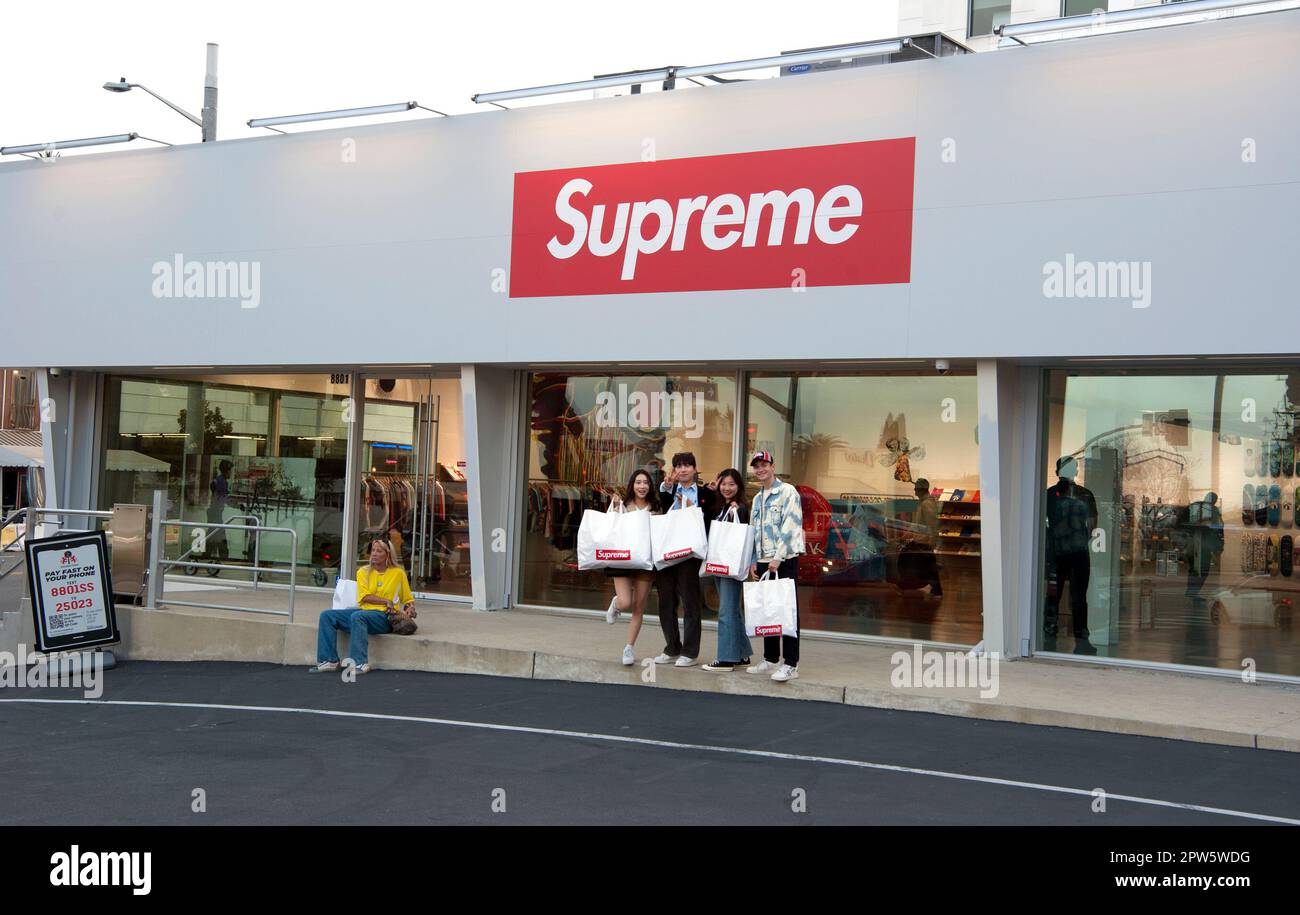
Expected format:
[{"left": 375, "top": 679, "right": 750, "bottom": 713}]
[{"left": 702, "top": 659, "right": 737, "bottom": 671}]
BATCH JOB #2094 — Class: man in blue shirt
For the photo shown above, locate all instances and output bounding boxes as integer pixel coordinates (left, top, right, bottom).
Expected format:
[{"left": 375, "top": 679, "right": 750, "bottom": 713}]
[{"left": 653, "top": 452, "right": 718, "bottom": 667}]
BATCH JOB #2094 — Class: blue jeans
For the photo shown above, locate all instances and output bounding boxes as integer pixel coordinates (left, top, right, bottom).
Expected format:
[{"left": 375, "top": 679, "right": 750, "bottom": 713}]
[
  {"left": 317, "top": 608, "right": 390, "bottom": 666},
  {"left": 713, "top": 577, "right": 752, "bottom": 663}
]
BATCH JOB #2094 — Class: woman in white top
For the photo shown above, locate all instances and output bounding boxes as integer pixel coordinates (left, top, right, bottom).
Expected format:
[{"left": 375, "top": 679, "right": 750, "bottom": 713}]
[{"left": 605, "top": 468, "right": 662, "bottom": 666}]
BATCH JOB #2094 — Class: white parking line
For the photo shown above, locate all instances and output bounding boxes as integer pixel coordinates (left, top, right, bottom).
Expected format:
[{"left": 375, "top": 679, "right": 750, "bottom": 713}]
[{"left": 4, "top": 696, "right": 1299, "bottom": 825}]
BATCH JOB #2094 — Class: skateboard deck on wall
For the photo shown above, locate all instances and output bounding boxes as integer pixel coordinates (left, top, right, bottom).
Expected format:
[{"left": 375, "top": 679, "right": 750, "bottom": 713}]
[
  {"left": 1269, "top": 536, "right": 1279, "bottom": 576},
  {"left": 1244, "top": 485, "right": 1255, "bottom": 525},
  {"left": 1245, "top": 441, "right": 1256, "bottom": 477},
  {"left": 1283, "top": 535, "right": 1294, "bottom": 576},
  {"left": 1285, "top": 495, "right": 1294, "bottom": 529},
  {"left": 1270, "top": 484, "right": 1282, "bottom": 527},
  {"left": 1285, "top": 442, "right": 1295, "bottom": 478},
  {"left": 1262, "top": 440, "right": 1272, "bottom": 477},
  {"left": 1271, "top": 441, "right": 1282, "bottom": 478},
  {"left": 1257, "top": 533, "right": 1269, "bottom": 572},
  {"left": 1257, "top": 486, "right": 1270, "bottom": 526}
]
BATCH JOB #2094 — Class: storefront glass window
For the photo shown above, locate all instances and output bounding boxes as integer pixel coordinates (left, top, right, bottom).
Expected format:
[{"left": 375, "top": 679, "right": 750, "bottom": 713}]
[
  {"left": 357, "top": 377, "right": 470, "bottom": 598},
  {"left": 98, "top": 374, "right": 350, "bottom": 588},
  {"left": 746, "top": 372, "right": 983, "bottom": 643},
  {"left": 520, "top": 372, "right": 736, "bottom": 610},
  {"left": 1042, "top": 370, "right": 1300, "bottom": 677}
]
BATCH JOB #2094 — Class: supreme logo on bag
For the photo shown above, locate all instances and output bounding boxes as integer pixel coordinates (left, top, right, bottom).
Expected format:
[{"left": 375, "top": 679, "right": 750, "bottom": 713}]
[
  {"left": 754, "top": 625, "right": 783, "bottom": 636},
  {"left": 596, "top": 549, "right": 631, "bottom": 561},
  {"left": 705, "top": 562, "right": 730, "bottom": 575},
  {"left": 662, "top": 548, "right": 693, "bottom": 561},
  {"left": 510, "top": 138, "right": 915, "bottom": 297}
]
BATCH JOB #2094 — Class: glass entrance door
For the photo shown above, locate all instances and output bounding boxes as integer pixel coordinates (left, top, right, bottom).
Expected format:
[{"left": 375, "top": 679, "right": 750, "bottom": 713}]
[{"left": 357, "top": 376, "right": 471, "bottom": 598}]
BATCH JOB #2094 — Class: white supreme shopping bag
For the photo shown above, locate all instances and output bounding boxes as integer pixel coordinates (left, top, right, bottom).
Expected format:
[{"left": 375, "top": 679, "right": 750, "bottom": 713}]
[
  {"left": 577, "top": 504, "right": 653, "bottom": 571},
  {"left": 650, "top": 505, "right": 708, "bottom": 570},
  {"left": 743, "top": 570, "right": 798, "bottom": 638},
  {"left": 699, "top": 506, "right": 755, "bottom": 581}
]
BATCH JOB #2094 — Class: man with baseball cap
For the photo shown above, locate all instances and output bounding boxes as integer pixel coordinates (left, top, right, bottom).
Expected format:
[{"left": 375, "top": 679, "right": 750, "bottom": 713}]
[{"left": 747, "top": 450, "right": 805, "bottom": 682}]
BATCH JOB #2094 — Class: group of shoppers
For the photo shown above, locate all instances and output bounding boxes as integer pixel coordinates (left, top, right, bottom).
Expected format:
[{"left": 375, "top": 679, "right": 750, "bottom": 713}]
[
  {"left": 607, "top": 450, "right": 805, "bottom": 683},
  {"left": 312, "top": 450, "right": 806, "bottom": 681}
]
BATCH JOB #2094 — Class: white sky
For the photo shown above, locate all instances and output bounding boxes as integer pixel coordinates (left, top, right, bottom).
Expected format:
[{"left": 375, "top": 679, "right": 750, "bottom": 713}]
[{"left": 0, "top": 0, "right": 899, "bottom": 157}]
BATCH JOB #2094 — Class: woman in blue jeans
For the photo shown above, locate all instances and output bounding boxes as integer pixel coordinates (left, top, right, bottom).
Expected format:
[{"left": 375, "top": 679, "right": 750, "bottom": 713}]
[
  {"left": 311, "top": 539, "right": 415, "bottom": 675},
  {"left": 703, "top": 469, "right": 753, "bottom": 671}
]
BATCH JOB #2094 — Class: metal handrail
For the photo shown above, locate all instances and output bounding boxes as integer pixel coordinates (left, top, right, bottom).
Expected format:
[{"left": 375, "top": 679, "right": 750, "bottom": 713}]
[
  {"left": 1, "top": 507, "right": 114, "bottom": 578},
  {"left": 170, "top": 513, "right": 263, "bottom": 588},
  {"left": 0, "top": 508, "right": 27, "bottom": 578},
  {"left": 148, "top": 511, "right": 299, "bottom": 621}
]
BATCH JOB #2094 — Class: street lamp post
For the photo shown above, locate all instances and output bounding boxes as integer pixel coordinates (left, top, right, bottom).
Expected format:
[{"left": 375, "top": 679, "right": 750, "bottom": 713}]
[{"left": 103, "top": 42, "right": 219, "bottom": 142}]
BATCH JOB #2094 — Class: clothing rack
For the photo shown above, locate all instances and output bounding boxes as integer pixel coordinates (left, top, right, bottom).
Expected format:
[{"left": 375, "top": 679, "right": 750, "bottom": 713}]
[
  {"left": 525, "top": 478, "right": 622, "bottom": 549},
  {"left": 361, "top": 472, "right": 447, "bottom": 536}
]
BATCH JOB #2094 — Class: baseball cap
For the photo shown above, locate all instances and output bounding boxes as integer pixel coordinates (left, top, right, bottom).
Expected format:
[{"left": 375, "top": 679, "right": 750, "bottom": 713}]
[{"left": 749, "top": 450, "right": 775, "bottom": 466}]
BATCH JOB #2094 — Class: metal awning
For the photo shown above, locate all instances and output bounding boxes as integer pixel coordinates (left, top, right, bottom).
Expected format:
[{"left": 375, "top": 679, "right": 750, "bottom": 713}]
[
  {"left": 105, "top": 449, "right": 171, "bottom": 473},
  {"left": 0, "top": 429, "right": 42, "bottom": 468},
  {"left": 0, "top": 444, "right": 42, "bottom": 468}
]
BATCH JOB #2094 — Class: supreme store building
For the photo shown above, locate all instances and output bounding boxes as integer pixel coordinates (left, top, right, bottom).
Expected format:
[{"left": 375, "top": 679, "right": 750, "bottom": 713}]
[{"left": 3, "top": 9, "right": 1299, "bottom": 681}]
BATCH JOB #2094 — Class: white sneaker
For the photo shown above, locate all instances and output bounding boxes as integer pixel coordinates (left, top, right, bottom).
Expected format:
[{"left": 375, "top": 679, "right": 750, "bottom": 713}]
[
  {"left": 746, "top": 660, "right": 775, "bottom": 674},
  {"left": 310, "top": 660, "right": 339, "bottom": 673},
  {"left": 606, "top": 596, "right": 620, "bottom": 625},
  {"left": 771, "top": 664, "right": 798, "bottom": 682},
  {"left": 674, "top": 656, "right": 697, "bottom": 668},
  {"left": 653, "top": 653, "right": 679, "bottom": 665},
  {"left": 341, "top": 658, "right": 370, "bottom": 676},
  {"left": 622, "top": 645, "right": 635, "bottom": 666}
]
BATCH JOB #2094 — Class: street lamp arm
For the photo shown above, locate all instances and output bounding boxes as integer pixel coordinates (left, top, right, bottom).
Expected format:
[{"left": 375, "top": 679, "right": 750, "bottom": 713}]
[{"left": 132, "top": 83, "right": 203, "bottom": 128}]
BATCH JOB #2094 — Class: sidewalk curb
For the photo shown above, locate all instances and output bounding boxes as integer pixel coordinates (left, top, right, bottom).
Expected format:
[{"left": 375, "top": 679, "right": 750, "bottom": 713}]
[{"left": 113, "top": 607, "right": 1299, "bottom": 753}]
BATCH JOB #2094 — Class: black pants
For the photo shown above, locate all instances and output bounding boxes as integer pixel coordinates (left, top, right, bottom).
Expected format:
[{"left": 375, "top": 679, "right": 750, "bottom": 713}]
[
  {"left": 657, "top": 558, "right": 703, "bottom": 659},
  {"left": 1045, "top": 551, "right": 1090, "bottom": 637},
  {"left": 762, "top": 557, "right": 800, "bottom": 666}
]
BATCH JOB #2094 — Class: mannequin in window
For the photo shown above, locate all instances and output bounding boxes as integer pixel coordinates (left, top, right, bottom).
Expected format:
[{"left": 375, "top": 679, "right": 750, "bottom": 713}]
[
  {"left": 912, "top": 478, "right": 943, "bottom": 598},
  {"left": 1045, "top": 455, "right": 1098, "bottom": 655},
  {"left": 1184, "top": 492, "right": 1223, "bottom": 610}
]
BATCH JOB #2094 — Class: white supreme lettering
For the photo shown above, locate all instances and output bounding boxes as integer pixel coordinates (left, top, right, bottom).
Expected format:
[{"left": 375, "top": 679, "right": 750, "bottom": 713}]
[{"left": 545, "top": 181, "right": 865, "bottom": 280}]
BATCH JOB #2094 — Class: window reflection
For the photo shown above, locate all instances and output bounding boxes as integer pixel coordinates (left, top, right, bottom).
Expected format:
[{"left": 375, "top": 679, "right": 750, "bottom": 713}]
[
  {"left": 1042, "top": 370, "right": 1300, "bottom": 676},
  {"left": 746, "top": 372, "right": 984, "bottom": 643}
]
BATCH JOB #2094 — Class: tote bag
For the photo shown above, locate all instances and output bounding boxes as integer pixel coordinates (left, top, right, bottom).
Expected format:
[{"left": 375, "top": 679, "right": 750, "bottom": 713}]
[
  {"left": 649, "top": 505, "right": 708, "bottom": 570},
  {"left": 332, "top": 578, "right": 359, "bottom": 610},
  {"left": 577, "top": 504, "right": 653, "bottom": 571},
  {"left": 699, "top": 506, "right": 755, "bottom": 581},
  {"left": 743, "top": 570, "right": 798, "bottom": 638}
]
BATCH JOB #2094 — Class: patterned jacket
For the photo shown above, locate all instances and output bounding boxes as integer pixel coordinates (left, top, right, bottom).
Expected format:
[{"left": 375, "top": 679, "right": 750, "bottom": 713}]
[{"left": 751, "top": 477, "right": 806, "bottom": 562}]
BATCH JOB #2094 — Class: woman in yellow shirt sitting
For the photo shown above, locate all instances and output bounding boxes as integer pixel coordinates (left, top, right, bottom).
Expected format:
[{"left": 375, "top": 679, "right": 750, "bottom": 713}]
[{"left": 312, "top": 539, "right": 416, "bottom": 674}]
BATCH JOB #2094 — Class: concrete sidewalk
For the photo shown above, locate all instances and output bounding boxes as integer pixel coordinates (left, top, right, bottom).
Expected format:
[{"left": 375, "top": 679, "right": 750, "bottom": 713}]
[{"left": 33, "top": 578, "right": 1290, "bottom": 754}]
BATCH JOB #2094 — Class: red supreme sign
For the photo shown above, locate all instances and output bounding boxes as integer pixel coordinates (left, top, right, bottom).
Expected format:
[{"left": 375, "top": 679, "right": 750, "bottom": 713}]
[
  {"left": 595, "top": 549, "right": 631, "bottom": 561},
  {"left": 510, "top": 138, "right": 915, "bottom": 297}
]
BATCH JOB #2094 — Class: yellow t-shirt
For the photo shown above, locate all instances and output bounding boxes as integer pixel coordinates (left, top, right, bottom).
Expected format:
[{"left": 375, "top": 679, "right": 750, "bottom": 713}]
[{"left": 356, "top": 565, "right": 414, "bottom": 610}]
